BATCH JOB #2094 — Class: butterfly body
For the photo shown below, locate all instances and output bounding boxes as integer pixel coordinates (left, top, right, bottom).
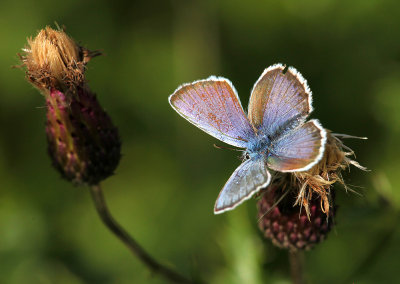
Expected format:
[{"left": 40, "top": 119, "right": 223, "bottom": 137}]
[
  {"left": 245, "top": 134, "right": 270, "bottom": 159},
  {"left": 169, "top": 64, "right": 327, "bottom": 214}
]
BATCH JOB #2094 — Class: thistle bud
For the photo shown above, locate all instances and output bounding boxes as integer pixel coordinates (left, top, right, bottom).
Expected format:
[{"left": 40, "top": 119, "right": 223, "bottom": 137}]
[
  {"left": 46, "top": 87, "right": 121, "bottom": 185},
  {"left": 257, "top": 185, "right": 335, "bottom": 251},
  {"left": 19, "top": 27, "right": 120, "bottom": 185},
  {"left": 258, "top": 132, "right": 365, "bottom": 250}
]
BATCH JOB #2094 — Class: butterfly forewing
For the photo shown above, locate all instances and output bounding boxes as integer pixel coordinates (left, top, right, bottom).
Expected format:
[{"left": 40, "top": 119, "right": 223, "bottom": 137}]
[
  {"left": 214, "top": 158, "right": 271, "bottom": 214},
  {"left": 248, "top": 64, "right": 312, "bottom": 137},
  {"left": 267, "top": 119, "right": 327, "bottom": 172},
  {"left": 169, "top": 65, "right": 327, "bottom": 215},
  {"left": 169, "top": 77, "right": 255, "bottom": 148}
]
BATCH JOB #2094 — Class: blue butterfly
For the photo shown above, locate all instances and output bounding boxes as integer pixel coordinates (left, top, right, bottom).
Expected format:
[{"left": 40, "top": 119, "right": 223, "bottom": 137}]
[{"left": 169, "top": 64, "right": 327, "bottom": 214}]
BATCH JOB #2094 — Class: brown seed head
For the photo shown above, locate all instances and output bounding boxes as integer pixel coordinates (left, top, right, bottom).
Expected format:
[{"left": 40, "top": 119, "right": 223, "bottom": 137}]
[
  {"left": 257, "top": 132, "right": 366, "bottom": 250},
  {"left": 19, "top": 26, "right": 99, "bottom": 93},
  {"left": 274, "top": 131, "right": 366, "bottom": 218},
  {"left": 18, "top": 26, "right": 119, "bottom": 186}
]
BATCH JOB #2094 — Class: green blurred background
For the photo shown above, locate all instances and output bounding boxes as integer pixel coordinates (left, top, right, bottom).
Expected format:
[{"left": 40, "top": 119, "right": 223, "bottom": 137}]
[{"left": 1, "top": 0, "right": 399, "bottom": 283}]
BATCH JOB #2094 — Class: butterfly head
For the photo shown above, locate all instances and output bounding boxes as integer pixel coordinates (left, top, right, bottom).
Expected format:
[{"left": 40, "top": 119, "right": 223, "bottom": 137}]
[{"left": 245, "top": 134, "right": 271, "bottom": 161}]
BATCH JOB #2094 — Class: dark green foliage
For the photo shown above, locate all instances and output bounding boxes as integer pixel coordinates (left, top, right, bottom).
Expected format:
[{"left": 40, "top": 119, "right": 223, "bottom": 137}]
[{"left": 1, "top": 0, "right": 398, "bottom": 283}]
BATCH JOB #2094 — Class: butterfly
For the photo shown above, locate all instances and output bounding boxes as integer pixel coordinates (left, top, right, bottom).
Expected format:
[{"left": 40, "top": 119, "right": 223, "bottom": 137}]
[{"left": 169, "top": 64, "right": 327, "bottom": 214}]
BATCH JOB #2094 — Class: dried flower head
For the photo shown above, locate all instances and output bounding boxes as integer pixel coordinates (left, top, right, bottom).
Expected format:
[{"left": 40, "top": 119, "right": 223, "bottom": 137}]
[
  {"left": 257, "top": 131, "right": 366, "bottom": 250},
  {"left": 19, "top": 26, "right": 99, "bottom": 96},
  {"left": 19, "top": 26, "right": 120, "bottom": 185},
  {"left": 286, "top": 131, "right": 366, "bottom": 217}
]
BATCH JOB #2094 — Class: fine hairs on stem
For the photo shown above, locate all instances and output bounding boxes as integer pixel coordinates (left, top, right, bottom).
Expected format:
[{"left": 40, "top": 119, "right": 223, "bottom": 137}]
[{"left": 90, "top": 184, "right": 198, "bottom": 284}]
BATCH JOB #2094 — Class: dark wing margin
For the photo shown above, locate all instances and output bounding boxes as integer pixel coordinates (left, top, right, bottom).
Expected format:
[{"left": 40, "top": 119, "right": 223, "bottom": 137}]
[
  {"left": 248, "top": 64, "right": 313, "bottom": 136},
  {"left": 214, "top": 158, "right": 271, "bottom": 214},
  {"left": 169, "top": 76, "right": 255, "bottom": 148}
]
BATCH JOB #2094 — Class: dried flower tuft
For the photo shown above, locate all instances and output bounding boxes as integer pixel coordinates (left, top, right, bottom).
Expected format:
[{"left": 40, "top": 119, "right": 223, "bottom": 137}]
[
  {"left": 19, "top": 26, "right": 120, "bottom": 185},
  {"left": 275, "top": 131, "right": 366, "bottom": 218},
  {"left": 19, "top": 26, "right": 99, "bottom": 97},
  {"left": 257, "top": 131, "right": 366, "bottom": 250}
]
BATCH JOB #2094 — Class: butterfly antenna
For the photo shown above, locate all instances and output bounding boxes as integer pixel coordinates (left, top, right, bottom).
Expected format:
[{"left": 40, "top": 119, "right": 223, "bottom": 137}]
[
  {"left": 332, "top": 133, "right": 368, "bottom": 140},
  {"left": 213, "top": 144, "right": 243, "bottom": 152},
  {"left": 257, "top": 189, "right": 290, "bottom": 222}
]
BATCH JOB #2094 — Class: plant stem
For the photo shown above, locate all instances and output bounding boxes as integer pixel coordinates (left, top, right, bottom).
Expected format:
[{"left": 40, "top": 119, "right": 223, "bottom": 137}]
[
  {"left": 89, "top": 184, "right": 197, "bottom": 284},
  {"left": 289, "top": 250, "right": 305, "bottom": 284}
]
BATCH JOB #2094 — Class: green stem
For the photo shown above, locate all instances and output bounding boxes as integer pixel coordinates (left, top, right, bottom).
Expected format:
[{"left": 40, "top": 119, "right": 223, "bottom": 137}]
[
  {"left": 90, "top": 184, "right": 197, "bottom": 284},
  {"left": 289, "top": 250, "right": 305, "bottom": 284}
]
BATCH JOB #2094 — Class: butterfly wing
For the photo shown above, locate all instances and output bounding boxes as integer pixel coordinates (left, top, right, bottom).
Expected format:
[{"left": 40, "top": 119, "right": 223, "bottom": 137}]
[
  {"left": 267, "top": 119, "right": 327, "bottom": 172},
  {"left": 248, "top": 64, "right": 326, "bottom": 172},
  {"left": 169, "top": 77, "right": 255, "bottom": 148},
  {"left": 248, "top": 64, "right": 312, "bottom": 137},
  {"left": 214, "top": 158, "right": 271, "bottom": 214}
]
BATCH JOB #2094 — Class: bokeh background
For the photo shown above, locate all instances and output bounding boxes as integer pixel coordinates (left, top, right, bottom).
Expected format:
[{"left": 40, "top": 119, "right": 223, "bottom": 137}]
[{"left": 1, "top": 0, "right": 399, "bottom": 283}]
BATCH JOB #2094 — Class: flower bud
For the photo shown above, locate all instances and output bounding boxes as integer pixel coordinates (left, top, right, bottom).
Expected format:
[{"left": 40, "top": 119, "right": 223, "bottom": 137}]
[
  {"left": 257, "top": 185, "right": 335, "bottom": 251},
  {"left": 19, "top": 27, "right": 120, "bottom": 185},
  {"left": 46, "top": 87, "right": 121, "bottom": 185},
  {"left": 258, "top": 132, "right": 365, "bottom": 250}
]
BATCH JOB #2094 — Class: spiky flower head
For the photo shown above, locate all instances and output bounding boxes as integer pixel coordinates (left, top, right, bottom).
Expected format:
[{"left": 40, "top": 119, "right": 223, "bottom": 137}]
[
  {"left": 258, "top": 132, "right": 366, "bottom": 251},
  {"left": 258, "top": 185, "right": 335, "bottom": 251},
  {"left": 19, "top": 26, "right": 120, "bottom": 185}
]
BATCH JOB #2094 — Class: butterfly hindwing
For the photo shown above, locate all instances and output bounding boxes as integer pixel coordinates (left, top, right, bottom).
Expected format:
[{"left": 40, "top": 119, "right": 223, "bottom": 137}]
[
  {"left": 169, "top": 77, "right": 255, "bottom": 148},
  {"left": 214, "top": 158, "right": 271, "bottom": 214},
  {"left": 248, "top": 64, "right": 312, "bottom": 136},
  {"left": 266, "top": 119, "right": 327, "bottom": 172},
  {"left": 169, "top": 65, "right": 327, "bottom": 215}
]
